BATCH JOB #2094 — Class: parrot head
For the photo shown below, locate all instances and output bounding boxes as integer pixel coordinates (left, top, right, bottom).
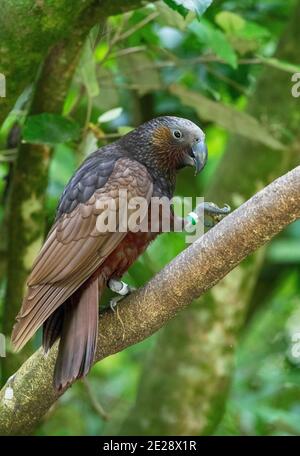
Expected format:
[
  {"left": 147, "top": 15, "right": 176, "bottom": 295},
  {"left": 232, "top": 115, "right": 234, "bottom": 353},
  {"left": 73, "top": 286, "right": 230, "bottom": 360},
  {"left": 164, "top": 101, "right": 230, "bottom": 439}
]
[{"left": 119, "top": 116, "right": 208, "bottom": 176}]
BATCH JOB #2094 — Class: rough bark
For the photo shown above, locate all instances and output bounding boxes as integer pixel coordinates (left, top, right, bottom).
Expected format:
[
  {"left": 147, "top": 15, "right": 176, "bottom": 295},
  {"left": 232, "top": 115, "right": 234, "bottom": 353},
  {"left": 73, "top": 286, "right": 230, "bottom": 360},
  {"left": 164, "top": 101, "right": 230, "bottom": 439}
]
[
  {"left": 0, "top": 0, "right": 149, "bottom": 124},
  {"left": 0, "top": 0, "right": 88, "bottom": 123},
  {"left": 120, "top": 1, "right": 300, "bottom": 435},
  {"left": 0, "top": 165, "right": 300, "bottom": 435}
]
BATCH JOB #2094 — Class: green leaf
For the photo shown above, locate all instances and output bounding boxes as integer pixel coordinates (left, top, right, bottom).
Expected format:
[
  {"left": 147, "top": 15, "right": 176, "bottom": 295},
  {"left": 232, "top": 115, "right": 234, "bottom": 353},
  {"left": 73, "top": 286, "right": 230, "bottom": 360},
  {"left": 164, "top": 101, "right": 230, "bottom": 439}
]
[
  {"left": 48, "top": 144, "right": 77, "bottom": 196},
  {"left": 215, "top": 11, "right": 245, "bottom": 34},
  {"left": 77, "top": 130, "right": 99, "bottom": 159},
  {"left": 169, "top": 84, "right": 285, "bottom": 150},
  {"left": 215, "top": 12, "right": 270, "bottom": 40},
  {"left": 94, "top": 68, "right": 119, "bottom": 112},
  {"left": 80, "top": 41, "right": 100, "bottom": 98},
  {"left": 63, "top": 86, "right": 80, "bottom": 116},
  {"left": 241, "top": 22, "right": 270, "bottom": 41},
  {"left": 118, "top": 126, "right": 134, "bottom": 135},
  {"left": 23, "top": 114, "right": 81, "bottom": 145},
  {"left": 164, "top": 0, "right": 213, "bottom": 19},
  {"left": 98, "top": 107, "right": 123, "bottom": 124},
  {"left": 156, "top": 1, "right": 195, "bottom": 31},
  {"left": 190, "top": 20, "right": 238, "bottom": 68},
  {"left": 215, "top": 13, "right": 270, "bottom": 55}
]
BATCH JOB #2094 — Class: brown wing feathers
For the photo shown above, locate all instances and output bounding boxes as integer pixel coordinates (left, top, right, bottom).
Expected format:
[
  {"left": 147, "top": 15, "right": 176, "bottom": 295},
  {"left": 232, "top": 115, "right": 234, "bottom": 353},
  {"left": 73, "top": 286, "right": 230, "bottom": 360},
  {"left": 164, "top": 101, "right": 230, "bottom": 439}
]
[
  {"left": 11, "top": 157, "right": 153, "bottom": 389},
  {"left": 42, "top": 306, "right": 63, "bottom": 354}
]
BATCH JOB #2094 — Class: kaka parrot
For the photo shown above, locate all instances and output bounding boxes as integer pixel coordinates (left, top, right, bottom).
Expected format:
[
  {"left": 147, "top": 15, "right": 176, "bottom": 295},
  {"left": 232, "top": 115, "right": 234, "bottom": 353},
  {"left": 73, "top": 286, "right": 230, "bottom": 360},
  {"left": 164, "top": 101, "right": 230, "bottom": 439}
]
[{"left": 11, "top": 116, "right": 227, "bottom": 390}]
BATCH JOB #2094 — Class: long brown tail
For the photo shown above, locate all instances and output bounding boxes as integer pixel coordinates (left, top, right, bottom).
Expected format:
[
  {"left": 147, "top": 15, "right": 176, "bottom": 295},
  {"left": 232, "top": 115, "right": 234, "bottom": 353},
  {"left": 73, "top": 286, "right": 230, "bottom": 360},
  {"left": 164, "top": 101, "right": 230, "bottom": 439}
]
[
  {"left": 51, "top": 278, "right": 99, "bottom": 391},
  {"left": 43, "top": 307, "right": 64, "bottom": 353}
]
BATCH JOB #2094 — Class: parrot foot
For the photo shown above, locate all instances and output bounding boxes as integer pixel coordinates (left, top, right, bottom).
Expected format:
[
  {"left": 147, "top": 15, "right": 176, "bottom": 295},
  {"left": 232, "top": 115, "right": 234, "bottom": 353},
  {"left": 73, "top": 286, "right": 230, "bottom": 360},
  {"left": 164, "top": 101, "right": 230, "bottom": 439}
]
[
  {"left": 108, "top": 279, "right": 135, "bottom": 312},
  {"left": 109, "top": 295, "right": 125, "bottom": 312},
  {"left": 196, "top": 202, "right": 231, "bottom": 228}
]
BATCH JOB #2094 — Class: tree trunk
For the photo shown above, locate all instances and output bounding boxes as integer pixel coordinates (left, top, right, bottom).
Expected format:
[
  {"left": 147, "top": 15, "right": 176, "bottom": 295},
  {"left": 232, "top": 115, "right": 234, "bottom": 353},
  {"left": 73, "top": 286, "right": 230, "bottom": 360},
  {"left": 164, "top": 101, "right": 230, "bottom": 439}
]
[
  {"left": 0, "top": 0, "right": 147, "bottom": 124},
  {"left": 0, "top": 0, "right": 149, "bottom": 382}
]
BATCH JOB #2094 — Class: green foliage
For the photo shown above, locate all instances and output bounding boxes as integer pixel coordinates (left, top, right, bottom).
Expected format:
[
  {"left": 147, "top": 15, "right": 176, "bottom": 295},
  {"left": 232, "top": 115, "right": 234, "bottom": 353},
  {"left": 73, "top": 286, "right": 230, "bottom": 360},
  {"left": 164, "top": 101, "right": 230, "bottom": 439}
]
[
  {"left": 164, "top": 0, "right": 213, "bottom": 19},
  {"left": 169, "top": 84, "right": 284, "bottom": 150},
  {"left": 0, "top": 0, "right": 299, "bottom": 437},
  {"left": 23, "top": 114, "right": 80, "bottom": 145},
  {"left": 216, "top": 11, "right": 270, "bottom": 51},
  {"left": 190, "top": 19, "right": 238, "bottom": 68},
  {"left": 218, "top": 270, "right": 300, "bottom": 436},
  {"left": 80, "top": 40, "right": 100, "bottom": 98}
]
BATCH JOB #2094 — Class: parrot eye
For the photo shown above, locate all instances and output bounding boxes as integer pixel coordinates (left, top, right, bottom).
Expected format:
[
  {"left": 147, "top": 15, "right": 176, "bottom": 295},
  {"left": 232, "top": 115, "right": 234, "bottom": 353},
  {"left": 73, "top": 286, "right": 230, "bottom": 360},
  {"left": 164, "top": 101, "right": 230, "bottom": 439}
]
[{"left": 173, "top": 130, "right": 182, "bottom": 139}]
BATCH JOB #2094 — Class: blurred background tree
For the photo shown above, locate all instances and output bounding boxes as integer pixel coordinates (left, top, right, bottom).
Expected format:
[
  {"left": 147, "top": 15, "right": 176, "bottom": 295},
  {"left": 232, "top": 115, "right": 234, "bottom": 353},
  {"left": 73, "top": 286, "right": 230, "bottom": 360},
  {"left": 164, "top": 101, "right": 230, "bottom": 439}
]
[{"left": 0, "top": 0, "right": 299, "bottom": 435}]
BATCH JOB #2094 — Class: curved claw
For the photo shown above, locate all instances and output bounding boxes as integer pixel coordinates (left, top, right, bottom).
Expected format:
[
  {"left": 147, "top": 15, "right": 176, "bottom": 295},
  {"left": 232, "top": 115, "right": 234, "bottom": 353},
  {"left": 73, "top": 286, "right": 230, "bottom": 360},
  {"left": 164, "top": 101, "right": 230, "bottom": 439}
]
[
  {"left": 203, "top": 202, "right": 231, "bottom": 215},
  {"left": 220, "top": 203, "right": 231, "bottom": 214},
  {"left": 110, "top": 295, "right": 124, "bottom": 312},
  {"left": 194, "top": 201, "right": 231, "bottom": 229}
]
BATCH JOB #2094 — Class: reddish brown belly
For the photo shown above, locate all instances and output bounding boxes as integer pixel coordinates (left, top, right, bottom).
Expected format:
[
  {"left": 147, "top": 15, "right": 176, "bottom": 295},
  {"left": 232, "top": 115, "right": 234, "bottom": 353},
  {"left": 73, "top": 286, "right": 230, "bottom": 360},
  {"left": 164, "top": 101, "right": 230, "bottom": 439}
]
[{"left": 99, "top": 230, "right": 159, "bottom": 282}]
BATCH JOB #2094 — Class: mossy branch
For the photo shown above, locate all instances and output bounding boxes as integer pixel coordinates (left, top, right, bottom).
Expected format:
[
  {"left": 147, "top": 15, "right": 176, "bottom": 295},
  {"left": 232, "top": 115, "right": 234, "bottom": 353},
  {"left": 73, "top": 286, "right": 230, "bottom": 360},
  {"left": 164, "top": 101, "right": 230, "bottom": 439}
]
[
  {"left": 0, "top": 0, "right": 151, "bottom": 124},
  {"left": 0, "top": 165, "right": 300, "bottom": 435}
]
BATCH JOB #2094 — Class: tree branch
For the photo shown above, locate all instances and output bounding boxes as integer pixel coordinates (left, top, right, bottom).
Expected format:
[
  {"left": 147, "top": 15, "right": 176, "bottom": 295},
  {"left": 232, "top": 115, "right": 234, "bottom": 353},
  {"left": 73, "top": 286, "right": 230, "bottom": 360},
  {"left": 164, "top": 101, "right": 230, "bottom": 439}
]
[
  {"left": 119, "top": 0, "right": 300, "bottom": 435},
  {"left": 0, "top": 166, "right": 300, "bottom": 435}
]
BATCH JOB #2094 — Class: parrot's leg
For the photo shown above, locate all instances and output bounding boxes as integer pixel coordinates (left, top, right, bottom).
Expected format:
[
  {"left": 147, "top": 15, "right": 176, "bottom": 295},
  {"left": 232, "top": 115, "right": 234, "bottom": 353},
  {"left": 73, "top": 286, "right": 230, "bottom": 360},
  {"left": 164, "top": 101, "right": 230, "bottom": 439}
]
[
  {"left": 171, "top": 202, "right": 230, "bottom": 232},
  {"left": 193, "top": 202, "right": 231, "bottom": 228},
  {"left": 108, "top": 279, "right": 136, "bottom": 311}
]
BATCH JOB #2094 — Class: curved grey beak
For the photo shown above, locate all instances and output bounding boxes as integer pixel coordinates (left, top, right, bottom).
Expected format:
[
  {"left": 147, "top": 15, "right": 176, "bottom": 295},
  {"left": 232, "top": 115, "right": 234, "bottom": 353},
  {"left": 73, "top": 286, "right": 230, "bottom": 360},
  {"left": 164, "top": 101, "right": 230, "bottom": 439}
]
[{"left": 191, "top": 140, "right": 208, "bottom": 175}]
